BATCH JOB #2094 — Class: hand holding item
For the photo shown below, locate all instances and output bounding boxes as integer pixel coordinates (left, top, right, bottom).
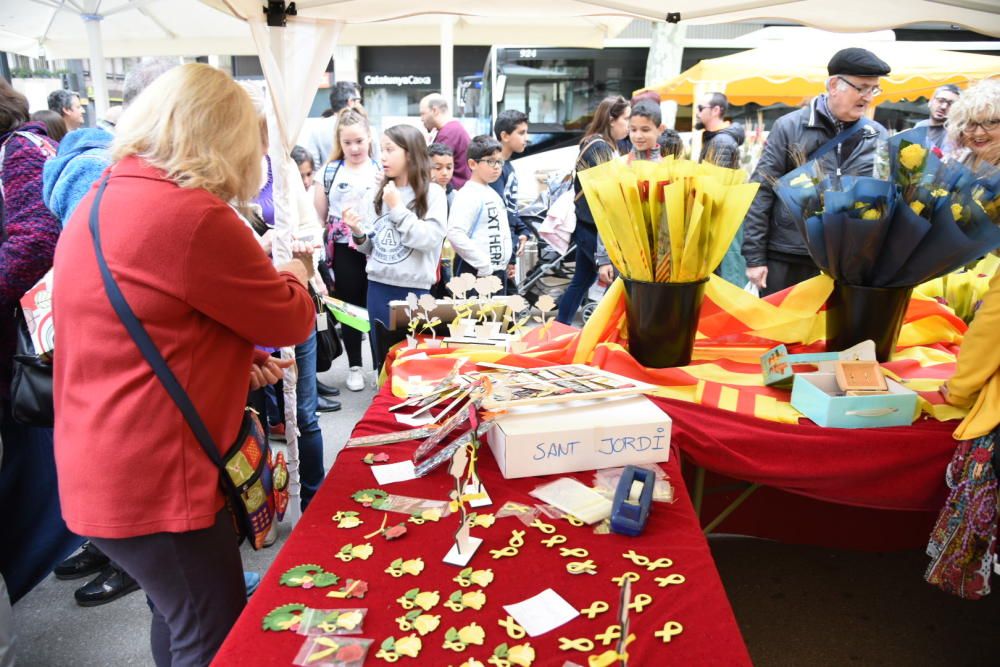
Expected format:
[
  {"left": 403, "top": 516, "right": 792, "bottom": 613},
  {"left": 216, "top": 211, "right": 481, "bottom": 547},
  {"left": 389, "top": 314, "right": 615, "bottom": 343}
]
[
  {"left": 342, "top": 208, "right": 364, "bottom": 236},
  {"left": 250, "top": 357, "right": 296, "bottom": 390},
  {"left": 517, "top": 234, "right": 528, "bottom": 256},
  {"left": 598, "top": 263, "right": 615, "bottom": 285},
  {"left": 746, "top": 265, "right": 768, "bottom": 290},
  {"left": 383, "top": 181, "right": 402, "bottom": 210}
]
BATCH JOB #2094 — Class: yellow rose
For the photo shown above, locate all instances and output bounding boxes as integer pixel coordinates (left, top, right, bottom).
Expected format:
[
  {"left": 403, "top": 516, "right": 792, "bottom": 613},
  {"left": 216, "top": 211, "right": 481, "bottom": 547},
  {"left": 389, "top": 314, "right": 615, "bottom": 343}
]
[
  {"left": 469, "top": 569, "right": 495, "bottom": 587},
  {"left": 413, "top": 591, "right": 440, "bottom": 611},
  {"left": 910, "top": 201, "right": 925, "bottom": 215},
  {"left": 413, "top": 614, "right": 441, "bottom": 636},
  {"left": 394, "top": 634, "right": 423, "bottom": 658},
  {"left": 420, "top": 509, "right": 442, "bottom": 522},
  {"left": 861, "top": 208, "right": 880, "bottom": 220},
  {"left": 461, "top": 590, "right": 487, "bottom": 610},
  {"left": 459, "top": 660, "right": 486, "bottom": 667},
  {"left": 401, "top": 558, "right": 425, "bottom": 576},
  {"left": 352, "top": 543, "right": 374, "bottom": 560},
  {"left": 508, "top": 643, "right": 536, "bottom": 667},
  {"left": 336, "top": 611, "right": 363, "bottom": 630},
  {"left": 457, "top": 623, "right": 486, "bottom": 646},
  {"left": 951, "top": 203, "right": 964, "bottom": 221},
  {"left": 472, "top": 514, "right": 496, "bottom": 528},
  {"left": 337, "top": 516, "right": 362, "bottom": 529},
  {"left": 899, "top": 143, "right": 927, "bottom": 172}
]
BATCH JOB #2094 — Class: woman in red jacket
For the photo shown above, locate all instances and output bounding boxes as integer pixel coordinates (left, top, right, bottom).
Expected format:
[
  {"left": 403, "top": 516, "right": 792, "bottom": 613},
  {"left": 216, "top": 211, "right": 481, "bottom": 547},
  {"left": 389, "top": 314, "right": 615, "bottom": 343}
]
[{"left": 52, "top": 64, "right": 315, "bottom": 666}]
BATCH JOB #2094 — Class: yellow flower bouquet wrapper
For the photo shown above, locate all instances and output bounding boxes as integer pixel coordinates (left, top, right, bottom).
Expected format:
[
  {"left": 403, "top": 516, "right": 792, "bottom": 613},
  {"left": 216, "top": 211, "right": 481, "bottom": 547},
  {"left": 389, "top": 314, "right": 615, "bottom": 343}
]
[{"left": 577, "top": 156, "right": 759, "bottom": 368}]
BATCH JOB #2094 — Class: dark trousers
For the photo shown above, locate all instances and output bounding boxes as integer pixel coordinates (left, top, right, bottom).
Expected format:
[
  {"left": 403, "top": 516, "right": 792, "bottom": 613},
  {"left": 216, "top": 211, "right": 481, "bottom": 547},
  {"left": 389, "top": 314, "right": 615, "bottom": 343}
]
[
  {"left": 760, "top": 253, "right": 821, "bottom": 298},
  {"left": 557, "top": 222, "right": 598, "bottom": 324},
  {"left": 90, "top": 509, "right": 245, "bottom": 667},
  {"left": 367, "top": 280, "right": 429, "bottom": 370},
  {"left": 331, "top": 243, "right": 368, "bottom": 368}
]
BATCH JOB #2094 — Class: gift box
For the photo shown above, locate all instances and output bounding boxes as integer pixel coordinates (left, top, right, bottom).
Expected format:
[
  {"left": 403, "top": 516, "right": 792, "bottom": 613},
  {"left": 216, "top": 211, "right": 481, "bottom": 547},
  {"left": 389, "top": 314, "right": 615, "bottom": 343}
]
[
  {"left": 486, "top": 395, "right": 671, "bottom": 479},
  {"left": 790, "top": 372, "right": 918, "bottom": 429}
]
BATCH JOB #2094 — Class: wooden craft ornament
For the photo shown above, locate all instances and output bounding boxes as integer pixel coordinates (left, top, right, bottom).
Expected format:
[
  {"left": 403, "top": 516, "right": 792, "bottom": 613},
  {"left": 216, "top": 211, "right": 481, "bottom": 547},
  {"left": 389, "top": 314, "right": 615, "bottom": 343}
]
[
  {"left": 326, "top": 578, "right": 368, "bottom": 599},
  {"left": 654, "top": 621, "right": 684, "bottom": 643},
  {"left": 558, "top": 637, "right": 595, "bottom": 652},
  {"left": 566, "top": 559, "right": 597, "bottom": 575},
  {"left": 627, "top": 593, "right": 653, "bottom": 613},
  {"left": 611, "top": 572, "right": 641, "bottom": 587},
  {"left": 541, "top": 534, "right": 567, "bottom": 548},
  {"left": 595, "top": 624, "right": 622, "bottom": 646},
  {"left": 498, "top": 615, "right": 527, "bottom": 639},
  {"left": 654, "top": 573, "right": 686, "bottom": 587},
  {"left": 835, "top": 360, "right": 889, "bottom": 394},
  {"left": 559, "top": 547, "right": 590, "bottom": 558},
  {"left": 530, "top": 519, "right": 556, "bottom": 534},
  {"left": 580, "top": 600, "right": 610, "bottom": 619}
]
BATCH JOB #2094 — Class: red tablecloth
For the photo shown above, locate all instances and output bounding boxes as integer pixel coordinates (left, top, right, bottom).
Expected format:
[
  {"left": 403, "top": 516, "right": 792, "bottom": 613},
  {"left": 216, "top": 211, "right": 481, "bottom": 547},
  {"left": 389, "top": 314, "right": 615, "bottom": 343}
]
[
  {"left": 655, "top": 396, "right": 957, "bottom": 550},
  {"left": 214, "top": 388, "right": 751, "bottom": 666}
]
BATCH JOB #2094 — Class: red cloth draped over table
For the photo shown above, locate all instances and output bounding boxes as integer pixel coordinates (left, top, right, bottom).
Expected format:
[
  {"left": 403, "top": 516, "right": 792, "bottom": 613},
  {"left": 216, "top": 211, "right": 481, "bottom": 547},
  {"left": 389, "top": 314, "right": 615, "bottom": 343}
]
[{"left": 213, "top": 386, "right": 752, "bottom": 666}]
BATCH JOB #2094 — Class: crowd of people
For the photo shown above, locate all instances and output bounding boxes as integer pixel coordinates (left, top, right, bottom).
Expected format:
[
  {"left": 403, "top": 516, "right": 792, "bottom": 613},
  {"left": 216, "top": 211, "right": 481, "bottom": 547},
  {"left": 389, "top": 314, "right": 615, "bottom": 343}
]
[{"left": 0, "top": 44, "right": 997, "bottom": 666}]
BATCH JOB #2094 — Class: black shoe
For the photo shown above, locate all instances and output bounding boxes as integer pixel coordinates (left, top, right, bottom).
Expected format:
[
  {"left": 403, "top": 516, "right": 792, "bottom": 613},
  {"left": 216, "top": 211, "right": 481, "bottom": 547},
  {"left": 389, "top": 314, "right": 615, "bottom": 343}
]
[
  {"left": 316, "top": 380, "right": 340, "bottom": 397},
  {"left": 54, "top": 542, "right": 109, "bottom": 580},
  {"left": 316, "top": 396, "right": 342, "bottom": 413},
  {"left": 74, "top": 565, "right": 140, "bottom": 607}
]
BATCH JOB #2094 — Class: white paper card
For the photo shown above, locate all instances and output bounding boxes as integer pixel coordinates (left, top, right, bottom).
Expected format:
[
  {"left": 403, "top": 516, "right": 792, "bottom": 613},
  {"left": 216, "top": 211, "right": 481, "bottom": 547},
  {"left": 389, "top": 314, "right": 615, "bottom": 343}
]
[
  {"left": 371, "top": 460, "right": 417, "bottom": 485},
  {"left": 529, "top": 478, "right": 613, "bottom": 524},
  {"left": 503, "top": 589, "right": 579, "bottom": 637},
  {"left": 464, "top": 480, "right": 493, "bottom": 508},
  {"left": 395, "top": 413, "right": 437, "bottom": 428},
  {"left": 443, "top": 536, "right": 483, "bottom": 567}
]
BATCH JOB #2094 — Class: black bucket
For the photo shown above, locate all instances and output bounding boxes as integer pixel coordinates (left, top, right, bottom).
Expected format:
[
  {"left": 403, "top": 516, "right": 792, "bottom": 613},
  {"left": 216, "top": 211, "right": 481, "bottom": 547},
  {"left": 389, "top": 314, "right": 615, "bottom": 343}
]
[
  {"left": 623, "top": 277, "right": 708, "bottom": 368},
  {"left": 826, "top": 282, "right": 913, "bottom": 362}
]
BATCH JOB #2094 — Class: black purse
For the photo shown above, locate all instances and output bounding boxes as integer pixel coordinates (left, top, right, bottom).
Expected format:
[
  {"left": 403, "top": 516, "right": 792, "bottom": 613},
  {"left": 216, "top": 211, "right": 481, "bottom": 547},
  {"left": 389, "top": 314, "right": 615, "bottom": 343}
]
[
  {"left": 9, "top": 306, "right": 53, "bottom": 426},
  {"left": 313, "top": 289, "right": 343, "bottom": 373}
]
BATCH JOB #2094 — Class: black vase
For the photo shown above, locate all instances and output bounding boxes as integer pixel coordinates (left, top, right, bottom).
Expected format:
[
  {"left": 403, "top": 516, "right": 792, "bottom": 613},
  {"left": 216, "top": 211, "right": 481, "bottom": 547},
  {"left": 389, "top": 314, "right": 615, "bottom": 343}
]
[
  {"left": 826, "top": 282, "right": 914, "bottom": 362},
  {"left": 622, "top": 277, "right": 708, "bottom": 368}
]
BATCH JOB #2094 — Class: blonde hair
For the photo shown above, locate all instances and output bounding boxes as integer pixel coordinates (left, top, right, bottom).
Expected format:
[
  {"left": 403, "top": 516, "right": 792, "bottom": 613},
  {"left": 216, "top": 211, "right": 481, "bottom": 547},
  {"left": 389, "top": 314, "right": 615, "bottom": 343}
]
[
  {"left": 328, "top": 107, "right": 372, "bottom": 163},
  {"left": 111, "top": 63, "right": 263, "bottom": 202},
  {"left": 946, "top": 79, "right": 1000, "bottom": 163}
]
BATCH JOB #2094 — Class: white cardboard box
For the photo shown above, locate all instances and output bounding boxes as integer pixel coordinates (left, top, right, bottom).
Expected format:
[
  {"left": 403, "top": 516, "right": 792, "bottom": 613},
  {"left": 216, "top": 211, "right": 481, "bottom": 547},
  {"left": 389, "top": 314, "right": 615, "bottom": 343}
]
[{"left": 487, "top": 395, "right": 671, "bottom": 479}]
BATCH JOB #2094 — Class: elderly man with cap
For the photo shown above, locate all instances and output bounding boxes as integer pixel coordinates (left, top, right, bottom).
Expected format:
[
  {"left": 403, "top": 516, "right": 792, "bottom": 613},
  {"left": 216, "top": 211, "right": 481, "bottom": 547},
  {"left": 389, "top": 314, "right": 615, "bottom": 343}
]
[{"left": 743, "top": 47, "right": 890, "bottom": 296}]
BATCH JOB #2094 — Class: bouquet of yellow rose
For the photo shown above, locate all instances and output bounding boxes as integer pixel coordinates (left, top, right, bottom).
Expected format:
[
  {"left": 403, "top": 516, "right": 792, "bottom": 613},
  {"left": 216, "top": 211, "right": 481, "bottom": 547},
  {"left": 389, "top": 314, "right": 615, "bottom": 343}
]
[
  {"left": 577, "top": 157, "right": 759, "bottom": 283},
  {"left": 775, "top": 126, "right": 1000, "bottom": 288}
]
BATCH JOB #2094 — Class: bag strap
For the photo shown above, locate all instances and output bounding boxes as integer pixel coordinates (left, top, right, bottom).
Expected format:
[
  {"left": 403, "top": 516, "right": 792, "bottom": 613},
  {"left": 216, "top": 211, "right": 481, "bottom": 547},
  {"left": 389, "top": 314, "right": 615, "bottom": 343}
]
[
  {"left": 808, "top": 118, "right": 870, "bottom": 162},
  {"left": 88, "top": 173, "right": 223, "bottom": 468},
  {"left": 323, "top": 160, "right": 343, "bottom": 197}
]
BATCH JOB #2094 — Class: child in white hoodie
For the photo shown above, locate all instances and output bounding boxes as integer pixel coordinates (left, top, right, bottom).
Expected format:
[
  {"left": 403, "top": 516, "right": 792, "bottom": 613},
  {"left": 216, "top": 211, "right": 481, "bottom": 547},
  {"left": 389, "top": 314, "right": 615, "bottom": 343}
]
[{"left": 446, "top": 135, "right": 513, "bottom": 288}]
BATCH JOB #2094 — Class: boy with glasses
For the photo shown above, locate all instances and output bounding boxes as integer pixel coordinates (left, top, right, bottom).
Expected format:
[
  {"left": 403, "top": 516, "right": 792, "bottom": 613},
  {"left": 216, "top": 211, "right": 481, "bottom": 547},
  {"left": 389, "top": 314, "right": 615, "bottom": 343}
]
[{"left": 446, "top": 135, "right": 513, "bottom": 287}]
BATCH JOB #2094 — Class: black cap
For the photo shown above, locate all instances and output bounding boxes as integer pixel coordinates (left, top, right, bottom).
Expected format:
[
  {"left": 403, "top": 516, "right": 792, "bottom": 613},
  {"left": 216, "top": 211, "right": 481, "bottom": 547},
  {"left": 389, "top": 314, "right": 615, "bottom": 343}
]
[{"left": 827, "top": 48, "right": 891, "bottom": 77}]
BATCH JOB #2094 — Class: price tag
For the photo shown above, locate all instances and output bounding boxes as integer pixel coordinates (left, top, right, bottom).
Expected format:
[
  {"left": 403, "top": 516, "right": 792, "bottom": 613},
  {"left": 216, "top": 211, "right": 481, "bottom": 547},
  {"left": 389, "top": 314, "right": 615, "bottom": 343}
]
[{"left": 317, "top": 311, "right": 329, "bottom": 332}]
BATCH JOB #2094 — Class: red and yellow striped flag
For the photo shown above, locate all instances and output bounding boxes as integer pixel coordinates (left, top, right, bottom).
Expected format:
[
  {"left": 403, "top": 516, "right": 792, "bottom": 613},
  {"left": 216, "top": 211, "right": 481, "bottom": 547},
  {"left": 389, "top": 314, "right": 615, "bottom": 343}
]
[{"left": 388, "top": 274, "right": 968, "bottom": 425}]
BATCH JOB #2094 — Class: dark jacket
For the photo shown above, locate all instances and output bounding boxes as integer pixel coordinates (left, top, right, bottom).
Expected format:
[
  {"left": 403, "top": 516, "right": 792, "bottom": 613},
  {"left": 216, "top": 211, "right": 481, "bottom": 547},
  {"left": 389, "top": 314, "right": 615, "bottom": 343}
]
[
  {"left": 741, "top": 96, "right": 887, "bottom": 267},
  {"left": 700, "top": 123, "right": 745, "bottom": 169}
]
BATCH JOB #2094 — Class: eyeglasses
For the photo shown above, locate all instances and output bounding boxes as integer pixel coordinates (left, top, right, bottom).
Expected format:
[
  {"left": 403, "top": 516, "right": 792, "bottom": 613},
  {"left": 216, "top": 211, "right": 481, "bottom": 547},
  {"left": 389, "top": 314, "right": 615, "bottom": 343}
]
[
  {"left": 837, "top": 76, "right": 882, "bottom": 98},
  {"left": 477, "top": 158, "right": 505, "bottom": 168},
  {"left": 696, "top": 104, "right": 716, "bottom": 112},
  {"left": 961, "top": 118, "right": 1000, "bottom": 134}
]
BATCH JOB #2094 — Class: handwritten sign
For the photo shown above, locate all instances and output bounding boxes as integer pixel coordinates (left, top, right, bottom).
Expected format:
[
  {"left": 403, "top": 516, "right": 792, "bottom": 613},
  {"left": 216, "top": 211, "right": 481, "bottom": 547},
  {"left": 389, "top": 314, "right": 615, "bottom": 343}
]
[{"left": 488, "top": 397, "right": 671, "bottom": 479}]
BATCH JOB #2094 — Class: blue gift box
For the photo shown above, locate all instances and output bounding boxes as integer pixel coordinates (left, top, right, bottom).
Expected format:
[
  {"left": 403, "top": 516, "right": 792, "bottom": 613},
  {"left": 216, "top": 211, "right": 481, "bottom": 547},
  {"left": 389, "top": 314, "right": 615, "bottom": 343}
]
[{"left": 790, "top": 372, "right": 918, "bottom": 429}]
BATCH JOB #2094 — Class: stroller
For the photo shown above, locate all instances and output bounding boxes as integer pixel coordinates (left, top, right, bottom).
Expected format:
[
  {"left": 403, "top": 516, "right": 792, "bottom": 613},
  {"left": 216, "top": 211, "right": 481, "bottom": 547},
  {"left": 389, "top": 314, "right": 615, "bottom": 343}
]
[{"left": 514, "top": 173, "right": 607, "bottom": 323}]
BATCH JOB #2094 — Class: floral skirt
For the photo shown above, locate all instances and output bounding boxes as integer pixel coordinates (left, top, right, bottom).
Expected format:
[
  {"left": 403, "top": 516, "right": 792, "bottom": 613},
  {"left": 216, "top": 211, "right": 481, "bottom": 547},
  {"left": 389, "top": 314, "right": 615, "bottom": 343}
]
[{"left": 925, "top": 425, "right": 999, "bottom": 599}]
